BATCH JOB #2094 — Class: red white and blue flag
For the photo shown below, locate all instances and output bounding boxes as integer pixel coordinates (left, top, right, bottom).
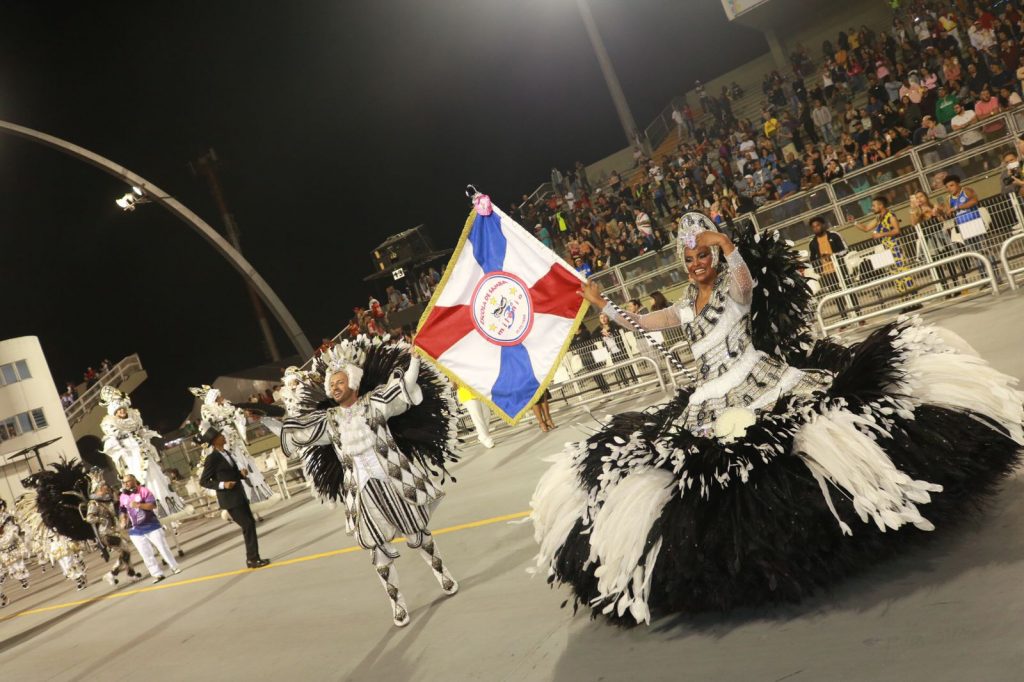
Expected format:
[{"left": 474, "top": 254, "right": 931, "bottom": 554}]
[{"left": 414, "top": 194, "right": 587, "bottom": 423}]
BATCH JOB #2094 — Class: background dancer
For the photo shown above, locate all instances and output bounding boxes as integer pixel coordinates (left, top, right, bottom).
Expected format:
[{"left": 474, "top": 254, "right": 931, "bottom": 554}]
[
  {"left": 83, "top": 470, "right": 142, "bottom": 586},
  {"left": 192, "top": 386, "right": 276, "bottom": 507},
  {"left": 20, "top": 461, "right": 96, "bottom": 592},
  {"left": 100, "top": 386, "right": 185, "bottom": 516},
  {"left": 457, "top": 384, "right": 494, "bottom": 449},
  {"left": 0, "top": 500, "right": 31, "bottom": 607}
]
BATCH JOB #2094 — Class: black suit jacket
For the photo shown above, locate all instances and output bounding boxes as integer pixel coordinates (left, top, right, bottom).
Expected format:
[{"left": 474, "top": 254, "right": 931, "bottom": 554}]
[{"left": 199, "top": 449, "right": 249, "bottom": 510}]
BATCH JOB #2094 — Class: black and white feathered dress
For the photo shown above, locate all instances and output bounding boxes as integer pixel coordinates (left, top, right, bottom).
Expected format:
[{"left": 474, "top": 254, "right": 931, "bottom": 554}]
[{"left": 530, "top": 231, "right": 1023, "bottom": 625}]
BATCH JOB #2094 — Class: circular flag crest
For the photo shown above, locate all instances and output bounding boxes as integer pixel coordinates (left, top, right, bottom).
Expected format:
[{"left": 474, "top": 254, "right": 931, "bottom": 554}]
[{"left": 471, "top": 271, "right": 534, "bottom": 346}]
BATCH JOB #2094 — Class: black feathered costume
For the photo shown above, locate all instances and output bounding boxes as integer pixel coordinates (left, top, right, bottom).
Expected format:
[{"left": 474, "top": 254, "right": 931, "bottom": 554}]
[
  {"left": 20, "top": 460, "right": 94, "bottom": 590},
  {"left": 530, "top": 219, "right": 1024, "bottom": 625},
  {"left": 269, "top": 337, "right": 460, "bottom": 627}
]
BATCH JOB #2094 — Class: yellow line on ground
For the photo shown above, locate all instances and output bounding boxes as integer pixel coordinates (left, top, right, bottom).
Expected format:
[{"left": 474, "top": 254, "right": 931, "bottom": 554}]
[{"left": 1, "top": 510, "right": 531, "bottom": 622}]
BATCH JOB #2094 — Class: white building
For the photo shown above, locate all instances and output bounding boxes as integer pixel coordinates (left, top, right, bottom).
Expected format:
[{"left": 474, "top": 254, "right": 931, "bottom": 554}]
[{"left": 0, "top": 336, "right": 80, "bottom": 504}]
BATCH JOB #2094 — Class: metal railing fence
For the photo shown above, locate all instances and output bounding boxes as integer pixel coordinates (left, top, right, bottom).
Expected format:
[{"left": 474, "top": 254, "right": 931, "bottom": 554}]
[{"left": 65, "top": 354, "right": 144, "bottom": 426}]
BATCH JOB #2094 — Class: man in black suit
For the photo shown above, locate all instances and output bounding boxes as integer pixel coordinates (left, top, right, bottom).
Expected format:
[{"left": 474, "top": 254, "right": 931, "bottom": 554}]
[{"left": 199, "top": 428, "right": 270, "bottom": 569}]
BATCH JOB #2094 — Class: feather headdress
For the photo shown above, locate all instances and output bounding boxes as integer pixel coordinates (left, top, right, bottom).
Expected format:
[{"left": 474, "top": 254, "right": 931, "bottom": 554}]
[
  {"left": 317, "top": 335, "right": 385, "bottom": 388},
  {"left": 189, "top": 384, "right": 222, "bottom": 405},
  {"left": 98, "top": 386, "right": 130, "bottom": 415}
]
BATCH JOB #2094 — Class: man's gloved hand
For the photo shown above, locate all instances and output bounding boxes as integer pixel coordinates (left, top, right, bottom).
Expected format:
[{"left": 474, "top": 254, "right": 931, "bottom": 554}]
[
  {"left": 403, "top": 355, "right": 421, "bottom": 387},
  {"left": 403, "top": 356, "right": 424, "bottom": 406}
]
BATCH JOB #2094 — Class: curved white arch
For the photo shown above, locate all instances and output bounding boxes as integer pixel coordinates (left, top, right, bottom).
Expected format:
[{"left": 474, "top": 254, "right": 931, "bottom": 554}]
[{"left": 0, "top": 119, "right": 313, "bottom": 358}]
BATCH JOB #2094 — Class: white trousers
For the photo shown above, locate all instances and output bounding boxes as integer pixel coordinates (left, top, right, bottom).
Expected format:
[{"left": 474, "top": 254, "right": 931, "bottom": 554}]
[
  {"left": 464, "top": 400, "right": 492, "bottom": 445},
  {"left": 129, "top": 527, "right": 178, "bottom": 577}
]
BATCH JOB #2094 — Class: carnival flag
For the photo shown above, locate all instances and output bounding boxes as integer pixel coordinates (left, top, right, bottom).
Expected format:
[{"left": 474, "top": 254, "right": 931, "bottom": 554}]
[{"left": 414, "top": 193, "right": 587, "bottom": 424}]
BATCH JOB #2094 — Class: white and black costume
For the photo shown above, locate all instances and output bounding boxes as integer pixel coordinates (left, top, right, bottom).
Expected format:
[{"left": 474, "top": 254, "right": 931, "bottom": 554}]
[
  {"left": 193, "top": 387, "right": 275, "bottom": 505},
  {"left": 271, "top": 338, "right": 460, "bottom": 627},
  {"left": 99, "top": 386, "right": 186, "bottom": 517},
  {"left": 81, "top": 468, "right": 142, "bottom": 586},
  {"left": 531, "top": 214, "right": 1024, "bottom": 625},
  {"left": 0, "top": 500, "right": 31, "bottom": 607},
  {"left": 20, "top": 460, "right": 97, "bottom": 591}
]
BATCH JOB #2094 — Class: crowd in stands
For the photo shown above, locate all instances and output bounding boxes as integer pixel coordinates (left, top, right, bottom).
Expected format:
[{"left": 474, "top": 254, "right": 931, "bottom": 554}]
[
  {"left": 513, "top": 0, "right": 1024, "bottom": 275},
  {"left": 61, "top": 358, "right": 114, "bottom": 408},
  {"left": 331, "top": 270, "right": 440, "bottom": 344}
]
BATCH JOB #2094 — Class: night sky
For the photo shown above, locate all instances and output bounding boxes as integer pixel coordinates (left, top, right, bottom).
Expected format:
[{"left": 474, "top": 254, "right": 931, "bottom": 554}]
[{"left": 0, "top": 0, "right": 764, "bottom": 431}]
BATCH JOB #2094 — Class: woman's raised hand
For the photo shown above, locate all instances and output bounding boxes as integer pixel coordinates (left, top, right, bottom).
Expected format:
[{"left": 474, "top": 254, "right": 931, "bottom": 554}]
[{"left": 578, "top": 280, "right": 606, "bottom": 308}]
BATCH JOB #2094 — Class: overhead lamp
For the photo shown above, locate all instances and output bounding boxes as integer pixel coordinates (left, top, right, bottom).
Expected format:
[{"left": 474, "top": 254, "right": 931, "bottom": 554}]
[{"left": 115, "top": 186, "right": 149, "bottom": 211}]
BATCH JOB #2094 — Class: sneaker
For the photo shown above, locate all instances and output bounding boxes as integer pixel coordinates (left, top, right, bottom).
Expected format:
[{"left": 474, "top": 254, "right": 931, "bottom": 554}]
[
  {"left": 479, "top": 436, "right": 495, "bottom": 449},
  {"left": 172, "top": 568, "right": 182, "bottom": 575},
  {"left": 152, "top": 575, "right": 166, "bottom": 585},
  {"left": 103, "top": 572, "right": 118, "bottom": 586}
]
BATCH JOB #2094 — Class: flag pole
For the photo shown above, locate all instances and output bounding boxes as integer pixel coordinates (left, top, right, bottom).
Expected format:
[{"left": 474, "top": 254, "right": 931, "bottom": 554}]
[{"left": 605, "top": 303, "right": 690, "bottom": 378}]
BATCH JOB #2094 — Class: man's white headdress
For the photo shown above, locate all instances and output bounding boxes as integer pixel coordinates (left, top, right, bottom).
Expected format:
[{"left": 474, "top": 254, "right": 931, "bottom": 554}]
[
  {"left": 676, "top": 211, "right": 722, "bottom": 268},
  {"left": 189, "top": 384, "right": 222, "bottom": 406},
  {"left": 99, "top": 386, "right": 131, "bottom": 416},
  {"left": 320, "top": 338, "right": 374, "bottom": 389}
]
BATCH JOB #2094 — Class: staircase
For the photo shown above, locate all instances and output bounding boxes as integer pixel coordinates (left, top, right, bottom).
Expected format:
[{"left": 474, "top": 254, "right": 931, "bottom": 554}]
[{"left": 66, "top": 354, "right": 148, "bottom": 441}]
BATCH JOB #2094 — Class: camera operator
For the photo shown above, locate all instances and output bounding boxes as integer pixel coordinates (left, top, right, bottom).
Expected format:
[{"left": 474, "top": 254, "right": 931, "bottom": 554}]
[{"left": 1002, "top": 149, "right": 1024, "bottom": 199}]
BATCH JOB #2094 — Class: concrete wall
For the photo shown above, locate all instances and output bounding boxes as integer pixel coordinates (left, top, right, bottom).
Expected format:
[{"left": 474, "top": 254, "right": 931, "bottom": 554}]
[{"left": 0, "top": 336, "right": 81, "bottom": 504}]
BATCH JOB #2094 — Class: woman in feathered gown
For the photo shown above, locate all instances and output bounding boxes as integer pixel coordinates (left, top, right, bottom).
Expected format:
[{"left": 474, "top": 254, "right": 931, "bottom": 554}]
[{"left": 530, "top": 213, "right": 1023, "bottom": 625}]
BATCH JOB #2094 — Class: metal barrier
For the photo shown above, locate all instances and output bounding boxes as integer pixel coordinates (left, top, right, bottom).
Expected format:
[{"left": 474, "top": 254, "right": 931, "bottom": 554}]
[
  {"left": 1000, "top": 233, "right": 1024, "bottom": 290},
  {"left": 550, "top": 355, "right": 665, "bottom": 406},
  {"left": 64, "top": 354, "right": 144, "bottom": 426},
  {"left": 815, "top": 252, "right": 999, "bottom": 336}
]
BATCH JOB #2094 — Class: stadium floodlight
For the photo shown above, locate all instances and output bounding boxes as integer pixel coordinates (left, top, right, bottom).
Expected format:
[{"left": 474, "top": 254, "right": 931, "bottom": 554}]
[{"left": 115, "top": 187, "right": 149, "bottom": 211}]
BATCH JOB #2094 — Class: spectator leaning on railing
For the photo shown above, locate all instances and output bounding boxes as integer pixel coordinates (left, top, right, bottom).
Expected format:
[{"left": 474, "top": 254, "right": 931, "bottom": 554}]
[{"left": 808, "top": 215, "right": 860, "bottom": 320}]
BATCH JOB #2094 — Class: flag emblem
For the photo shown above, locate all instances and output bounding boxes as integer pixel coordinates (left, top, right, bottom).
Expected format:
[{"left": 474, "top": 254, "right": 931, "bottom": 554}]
[
  {"left": 472, "top": 272, "right": 534, "bottom": 346},
  {"left": 414, "top": 193, "right": 587, "bottom": 423}
]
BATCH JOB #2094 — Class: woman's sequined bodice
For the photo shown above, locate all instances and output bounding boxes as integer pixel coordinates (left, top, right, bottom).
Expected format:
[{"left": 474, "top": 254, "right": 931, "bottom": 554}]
[{"left": 613, "top": 247, "right": 832, "bottom": 436}]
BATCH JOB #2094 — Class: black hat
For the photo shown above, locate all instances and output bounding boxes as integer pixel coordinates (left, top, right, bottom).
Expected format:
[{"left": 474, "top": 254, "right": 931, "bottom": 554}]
[{"left": 199, "top": 427, "right": 222, "bottom": 445}]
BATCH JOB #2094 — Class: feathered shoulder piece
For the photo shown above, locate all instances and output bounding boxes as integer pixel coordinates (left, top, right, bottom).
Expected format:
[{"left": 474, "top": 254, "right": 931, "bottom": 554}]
[
  {"left": 21, "top": 459, "right": 94, "bottom": 541},
  {"left": 733, "top": 225, "right": 813, "bottom": 364},
  {"left": 279, "top": 365, "right": 329, "bottom": 416}
]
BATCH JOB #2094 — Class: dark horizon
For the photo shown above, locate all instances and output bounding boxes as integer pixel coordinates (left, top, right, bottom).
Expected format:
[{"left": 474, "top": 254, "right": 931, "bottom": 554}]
[{"left": 0, "top": 0, "right": 766, "bottom": 433}]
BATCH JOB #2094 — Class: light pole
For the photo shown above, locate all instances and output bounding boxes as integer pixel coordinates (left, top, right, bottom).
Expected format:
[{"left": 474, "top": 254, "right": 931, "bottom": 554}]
[
  {"left": 190, "top": 149, "right": 282, "bottom": 362},
  {"left": 575, "top": 0, "right": 642, "bottom": 150},
  {"left": 0, "top": 119, "right": 314, "bottom": 359}
]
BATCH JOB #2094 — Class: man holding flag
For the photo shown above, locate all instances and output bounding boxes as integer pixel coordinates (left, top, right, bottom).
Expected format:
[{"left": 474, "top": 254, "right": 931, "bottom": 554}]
[{"left": 414, "top": 191, "right": 588, "bottom": 424}]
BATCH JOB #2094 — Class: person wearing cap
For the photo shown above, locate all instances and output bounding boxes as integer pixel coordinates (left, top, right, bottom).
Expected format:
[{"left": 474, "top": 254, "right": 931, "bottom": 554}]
[{"left": 199, "top": 429, "right": 269, "bottom": 569}]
